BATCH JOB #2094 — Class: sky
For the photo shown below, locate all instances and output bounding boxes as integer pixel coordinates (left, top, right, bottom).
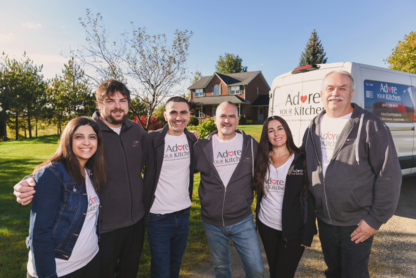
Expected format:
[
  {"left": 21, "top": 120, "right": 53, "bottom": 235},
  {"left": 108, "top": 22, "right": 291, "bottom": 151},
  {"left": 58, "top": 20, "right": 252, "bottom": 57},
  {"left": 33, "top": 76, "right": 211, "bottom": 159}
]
[{"left": 1, "top": 0, "right": 415, "bottom": 91}]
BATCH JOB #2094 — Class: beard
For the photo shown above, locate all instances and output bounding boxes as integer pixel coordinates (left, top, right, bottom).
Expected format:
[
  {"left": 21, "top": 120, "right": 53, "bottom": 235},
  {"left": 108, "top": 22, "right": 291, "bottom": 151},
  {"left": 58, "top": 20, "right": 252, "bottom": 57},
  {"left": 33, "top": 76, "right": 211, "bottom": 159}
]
[
  {"left": 220, "top": 126, "right": 234, "bottom": 135},
  {"left": 102, "top": 109, "right": 127, "bottom": 125}
]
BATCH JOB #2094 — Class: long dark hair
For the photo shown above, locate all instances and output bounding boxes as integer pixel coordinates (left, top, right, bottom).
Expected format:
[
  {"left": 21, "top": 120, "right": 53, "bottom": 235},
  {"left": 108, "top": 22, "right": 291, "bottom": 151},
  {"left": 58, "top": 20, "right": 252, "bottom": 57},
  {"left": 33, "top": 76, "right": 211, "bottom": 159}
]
[
  {"left": 34, "top": 117, "right": 107, "bottom": 191},
  {"left": 253, "top": 116, "right": 308, "bottom": 195}
]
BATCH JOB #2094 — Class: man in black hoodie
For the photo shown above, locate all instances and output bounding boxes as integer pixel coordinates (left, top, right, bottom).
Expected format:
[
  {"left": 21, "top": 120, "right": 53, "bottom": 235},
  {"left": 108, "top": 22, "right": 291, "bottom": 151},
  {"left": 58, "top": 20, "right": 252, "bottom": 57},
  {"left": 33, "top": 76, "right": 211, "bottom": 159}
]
[
  {"left": 14, "top": 79, "right": 147, "bottom": 278},
  {"left": 142, "top": 96, "right": 197, "bottom": 277}
]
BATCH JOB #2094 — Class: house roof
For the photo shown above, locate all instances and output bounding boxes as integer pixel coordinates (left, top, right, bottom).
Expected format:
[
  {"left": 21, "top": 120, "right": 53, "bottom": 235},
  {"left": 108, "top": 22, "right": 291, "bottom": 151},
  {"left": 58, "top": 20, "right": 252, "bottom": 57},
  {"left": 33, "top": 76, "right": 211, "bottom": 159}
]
[
  {"left": 192, "top": 95, "right": 250, "bottom": 106},
  {"left": 188, "top": 71, "right": 270, "bottom": 90},
  {"left": 251, "top": 95, "right": 270, "bottom": 106},
  {"left": 188, "top": 76, "right": 211, "bottom": 90}
]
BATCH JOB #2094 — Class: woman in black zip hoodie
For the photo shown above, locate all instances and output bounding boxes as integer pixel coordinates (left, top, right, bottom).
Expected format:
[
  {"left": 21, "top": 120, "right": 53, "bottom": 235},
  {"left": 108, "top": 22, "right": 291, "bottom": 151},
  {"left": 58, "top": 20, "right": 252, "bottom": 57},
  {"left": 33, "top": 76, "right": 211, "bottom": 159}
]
[{"left": 254, "top": 116, "right": 317, "bottom": 278}]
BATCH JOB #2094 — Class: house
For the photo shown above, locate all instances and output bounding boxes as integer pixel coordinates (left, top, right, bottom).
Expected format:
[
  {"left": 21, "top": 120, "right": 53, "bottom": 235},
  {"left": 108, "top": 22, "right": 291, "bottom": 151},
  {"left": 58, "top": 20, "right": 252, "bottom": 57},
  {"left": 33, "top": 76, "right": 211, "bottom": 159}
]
[{"left": 188, "top": 71, "right": 270, "bottom": 123}]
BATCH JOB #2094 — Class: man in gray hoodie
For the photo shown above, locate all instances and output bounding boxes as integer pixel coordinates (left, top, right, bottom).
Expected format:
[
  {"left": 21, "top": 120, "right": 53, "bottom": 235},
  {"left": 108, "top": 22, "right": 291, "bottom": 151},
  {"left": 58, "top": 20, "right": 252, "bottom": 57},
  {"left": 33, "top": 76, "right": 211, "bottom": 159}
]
[
  {"left": 193, "top": 101, "right": 264, "bottom": 278},
  {"left": 302, "top": 70, "right": 402, "bottom": 278}
]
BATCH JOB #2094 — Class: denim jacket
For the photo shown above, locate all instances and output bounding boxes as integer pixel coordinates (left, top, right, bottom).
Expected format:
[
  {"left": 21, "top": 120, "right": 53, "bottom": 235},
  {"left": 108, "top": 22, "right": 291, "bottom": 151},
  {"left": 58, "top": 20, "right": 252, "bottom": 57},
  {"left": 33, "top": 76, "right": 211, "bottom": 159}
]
[{"left": 26, "top": 162, "right": 100, "bottom": 278}]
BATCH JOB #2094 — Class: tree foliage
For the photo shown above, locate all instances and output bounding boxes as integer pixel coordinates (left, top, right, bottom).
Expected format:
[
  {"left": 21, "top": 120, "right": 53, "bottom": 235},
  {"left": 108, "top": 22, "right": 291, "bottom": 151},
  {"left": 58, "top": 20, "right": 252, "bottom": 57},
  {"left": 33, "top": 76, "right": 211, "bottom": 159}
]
[
  {"left": 215, "top": 53, "right": 247, "bottom": 74},
  {"left": 46, "top": 58, "right": 95, "bottom": 134},
  {"left": 0, "top": 53, "right": 46, "bottom": 140},
  {"left": 387, "top": 31, "right": 416, "bottom": 74},
  {"left": 191, "top": 71, "right": 202, "bottom": 84},
  {"left": 299, "top": 29, "right": 328, "bottom": 66}
]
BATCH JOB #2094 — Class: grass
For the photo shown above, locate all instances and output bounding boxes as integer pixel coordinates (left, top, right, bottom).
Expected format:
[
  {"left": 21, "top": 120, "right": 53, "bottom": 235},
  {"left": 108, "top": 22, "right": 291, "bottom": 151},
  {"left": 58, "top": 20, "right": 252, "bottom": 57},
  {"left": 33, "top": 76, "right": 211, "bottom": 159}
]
[
  {"left": 0, "top": 125, "right": 263, "bottom": 277},
  {"left": 0, "top": 135, "right": 60, "bottom": 277}
]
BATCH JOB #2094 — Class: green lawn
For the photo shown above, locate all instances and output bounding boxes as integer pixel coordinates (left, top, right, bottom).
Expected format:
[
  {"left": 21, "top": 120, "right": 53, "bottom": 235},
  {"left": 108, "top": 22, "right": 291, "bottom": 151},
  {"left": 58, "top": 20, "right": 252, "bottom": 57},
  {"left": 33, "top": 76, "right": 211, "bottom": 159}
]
[{"left": 0, "top": 125, "right": 263, "bottom": 277}]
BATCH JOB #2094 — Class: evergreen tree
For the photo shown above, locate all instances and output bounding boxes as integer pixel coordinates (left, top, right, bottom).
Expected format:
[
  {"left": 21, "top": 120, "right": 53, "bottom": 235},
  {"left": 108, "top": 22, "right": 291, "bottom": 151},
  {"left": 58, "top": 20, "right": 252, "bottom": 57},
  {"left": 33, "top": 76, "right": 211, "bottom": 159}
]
[{"left": 299, "top": 29, "right": 328, "bottom": 66}]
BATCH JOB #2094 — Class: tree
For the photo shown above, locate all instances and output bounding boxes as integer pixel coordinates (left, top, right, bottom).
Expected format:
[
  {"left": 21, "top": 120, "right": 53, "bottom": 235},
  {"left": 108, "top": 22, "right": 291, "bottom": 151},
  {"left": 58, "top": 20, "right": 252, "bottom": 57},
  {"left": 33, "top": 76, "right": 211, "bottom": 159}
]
[
  {"left": 71, "top": 10, "right": 193, "bottom": 131},
  {"left": 215, "top": 53, "right": 247, "bottom": 74},
  {"left": 70, "top": 9, "right": 126, "bottom": 84},
  {"left": 125, "top": 27, "right": 192, "bottom": 131},
  {"left": 191, "top": 71, "right": 202, "bottom": 84},
  {"left": 0, "top": 52, "right": 45, "bottom": 140},
  {"left": 387, "top": 31, "right": 416, "bottom": 74},
  {"left": 298, "top": 29, "right": 328, "bottom": 66}
]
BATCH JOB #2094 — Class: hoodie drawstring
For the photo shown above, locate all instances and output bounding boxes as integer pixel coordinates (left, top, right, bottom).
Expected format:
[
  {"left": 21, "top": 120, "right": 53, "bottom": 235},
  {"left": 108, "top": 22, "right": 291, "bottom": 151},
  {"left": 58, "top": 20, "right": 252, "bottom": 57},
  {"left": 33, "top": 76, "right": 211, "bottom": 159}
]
[{"left": 355, "top": 114, "right": 364, "bottom": 165}]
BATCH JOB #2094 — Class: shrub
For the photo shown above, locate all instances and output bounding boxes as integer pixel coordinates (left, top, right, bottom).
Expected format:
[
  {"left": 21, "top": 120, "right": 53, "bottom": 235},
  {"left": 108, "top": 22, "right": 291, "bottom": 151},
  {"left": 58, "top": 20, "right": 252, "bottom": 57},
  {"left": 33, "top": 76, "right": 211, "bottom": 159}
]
[
  {"left": 188, "top": 117, "right": 199, "bottom": 126},
  {"left": 246, "top": 119, "right": 254, "bottom": 124},
  {"left": 196, "top": 118, "right": 217, "bottom": 138},
  {"left": 238, "top": 114, "right": 247, "bottom": 125},
  {"left": 133, "top": 116, "right": 163, "bottom": 130}
]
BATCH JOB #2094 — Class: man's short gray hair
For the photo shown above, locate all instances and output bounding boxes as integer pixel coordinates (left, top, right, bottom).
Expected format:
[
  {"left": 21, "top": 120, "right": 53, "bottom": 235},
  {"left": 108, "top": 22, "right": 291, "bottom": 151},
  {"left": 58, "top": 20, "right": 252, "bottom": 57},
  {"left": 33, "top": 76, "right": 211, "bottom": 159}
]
[
  {"left": 216, "top": 101, "right": 238, "bottom": 117},
  {"left": 322, "top": 70, "right": 355, "bottom": 91}
]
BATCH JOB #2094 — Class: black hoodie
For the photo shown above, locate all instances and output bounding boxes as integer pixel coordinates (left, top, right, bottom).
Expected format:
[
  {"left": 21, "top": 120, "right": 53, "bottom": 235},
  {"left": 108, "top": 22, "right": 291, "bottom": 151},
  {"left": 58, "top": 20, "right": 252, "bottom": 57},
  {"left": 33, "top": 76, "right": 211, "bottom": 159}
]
[{"left": 92, "top": 112, "right": 147, "bottom": 232}]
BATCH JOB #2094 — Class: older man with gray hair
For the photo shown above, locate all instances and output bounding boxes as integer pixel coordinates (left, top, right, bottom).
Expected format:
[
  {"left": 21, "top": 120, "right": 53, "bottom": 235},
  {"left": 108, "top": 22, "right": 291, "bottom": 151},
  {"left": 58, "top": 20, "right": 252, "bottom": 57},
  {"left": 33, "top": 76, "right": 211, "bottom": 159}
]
[
  {"left": 301, "top": 70, "right": 402, "bottom": 277},
  {"left": 193, "top": 101, "right": 264, "bottom": 278}
]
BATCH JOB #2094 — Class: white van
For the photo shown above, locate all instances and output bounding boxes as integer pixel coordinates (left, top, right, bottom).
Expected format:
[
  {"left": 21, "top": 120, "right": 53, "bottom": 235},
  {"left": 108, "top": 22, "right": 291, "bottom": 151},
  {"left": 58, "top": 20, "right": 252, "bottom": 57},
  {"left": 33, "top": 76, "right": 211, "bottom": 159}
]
[{"left": 269, "top": 62, "right": 416, "bottom": 175}]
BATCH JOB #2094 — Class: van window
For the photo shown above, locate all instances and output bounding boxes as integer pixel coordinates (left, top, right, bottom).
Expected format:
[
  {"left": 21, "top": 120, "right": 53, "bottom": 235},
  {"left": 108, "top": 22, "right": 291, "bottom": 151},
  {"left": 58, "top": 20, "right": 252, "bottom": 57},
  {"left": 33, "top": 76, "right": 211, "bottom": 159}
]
[{"left": 364, "top": 80, "right": 416, "bottom": 123}]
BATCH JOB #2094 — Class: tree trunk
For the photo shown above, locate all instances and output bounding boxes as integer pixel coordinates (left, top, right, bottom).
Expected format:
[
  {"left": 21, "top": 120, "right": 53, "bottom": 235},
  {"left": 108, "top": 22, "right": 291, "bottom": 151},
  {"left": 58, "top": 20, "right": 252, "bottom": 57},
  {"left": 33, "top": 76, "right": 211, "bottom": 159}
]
[
  {"left": 1, "top": 118, "right": 7, "bottom": 141},
  {"left": 15, "top": 113, "right": 19, "bottom": 140},
  {"left": 35, "top": 118, "right": 38, "bottom": 137},
  {"left": 27, "top": 105, "right": 32, "bottom": 138}
]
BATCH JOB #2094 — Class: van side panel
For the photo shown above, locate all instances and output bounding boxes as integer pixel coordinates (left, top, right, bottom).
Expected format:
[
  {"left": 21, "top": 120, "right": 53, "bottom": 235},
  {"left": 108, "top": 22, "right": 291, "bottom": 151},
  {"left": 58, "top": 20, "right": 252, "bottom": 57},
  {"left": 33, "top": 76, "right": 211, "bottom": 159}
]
[{"left": 360, "top": 66, "right": 414, "bottom": 175}]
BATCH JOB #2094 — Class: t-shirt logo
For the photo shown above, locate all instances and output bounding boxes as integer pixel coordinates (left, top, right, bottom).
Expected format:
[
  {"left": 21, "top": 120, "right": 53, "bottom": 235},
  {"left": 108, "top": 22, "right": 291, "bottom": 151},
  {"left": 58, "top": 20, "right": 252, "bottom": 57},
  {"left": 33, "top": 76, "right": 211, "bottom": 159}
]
[
  {"left": 291, "top": 169, "right": 304, "bottom": 175},
  {"left": 214, "top": 149, "right": 242, "bottom": 166},
  {"left": 164, "top": 143, "right": 190, "bottom": 160},
  {"left": 320, "top": 132, "right": 340, "bottom": 148},
  {"left": 271, "top": 179, "right": 277, "bottom": 184}
]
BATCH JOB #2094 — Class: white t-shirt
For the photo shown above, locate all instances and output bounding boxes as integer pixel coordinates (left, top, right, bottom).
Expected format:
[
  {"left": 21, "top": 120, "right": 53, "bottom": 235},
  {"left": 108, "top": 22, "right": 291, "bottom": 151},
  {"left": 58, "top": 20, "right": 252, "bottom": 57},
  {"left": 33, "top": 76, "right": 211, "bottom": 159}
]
[
  {"left": 109, "top": 126, "right": 122, "bottom": 135},
  {"left": 320, "top": 113, "right": 352, "bottom": 177},
  {"left": 212, "top": 133, "right": 243, "bottom": 187},
  {"left": 258, "top": 154, "right": 294, "bottom": 231},
  {"left": 28, "top": 169, "right": 100, "bottom": 277},
  {"left": 150, "top": 133, "right": 192, "bottom": 214}
]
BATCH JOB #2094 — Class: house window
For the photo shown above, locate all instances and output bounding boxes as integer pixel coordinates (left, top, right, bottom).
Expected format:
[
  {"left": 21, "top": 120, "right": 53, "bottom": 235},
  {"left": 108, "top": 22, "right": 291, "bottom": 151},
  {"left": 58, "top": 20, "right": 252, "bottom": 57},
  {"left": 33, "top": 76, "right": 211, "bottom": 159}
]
[
  {"left": 230, "top": 86, "right": 241, "bottom": 95},
  {"left": 214, "top": 85, "right": 219, "bottom": 95},
  {"left": 212, "top": 106, "right": 218, "bottom": 116},
  {"left": 195, "top": 89, "right": 204, "bottom": 97},
  {"left": 257, "top": 87, "right": 259, "bottom": 94}
]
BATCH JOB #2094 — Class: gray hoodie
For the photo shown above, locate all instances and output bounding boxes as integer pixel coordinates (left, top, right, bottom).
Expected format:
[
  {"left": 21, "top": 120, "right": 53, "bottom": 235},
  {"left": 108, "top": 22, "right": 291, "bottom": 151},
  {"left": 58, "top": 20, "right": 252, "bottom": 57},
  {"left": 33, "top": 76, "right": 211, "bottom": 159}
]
[
  {"left": 194, "top": 129, "right": 258, "bottom": 227},
  {"left": 301, "top": 103, "right": 402, "bottom": 230}
]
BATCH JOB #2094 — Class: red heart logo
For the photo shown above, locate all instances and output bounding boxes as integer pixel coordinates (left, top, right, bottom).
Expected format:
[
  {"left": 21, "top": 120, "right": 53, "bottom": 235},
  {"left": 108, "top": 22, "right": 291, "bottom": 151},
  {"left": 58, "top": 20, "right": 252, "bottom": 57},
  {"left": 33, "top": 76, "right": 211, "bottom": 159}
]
[
  {"left": 300, "top": 95, "right": 307, "bottom": 103},
  {"left": 388, "top": 87, "right": 392, "bottom": 92},
  {"left": 271, "top": 179, "right": 277, "bottom": 184},
  {"left": 178, "top": 145, "right": 183, "bottom": 151},
  {"left": 328, "top": 134, "right": 334, "bottom": 140},
  {"left": 228, "top": 151, "right": 234, "bottom": 156}
]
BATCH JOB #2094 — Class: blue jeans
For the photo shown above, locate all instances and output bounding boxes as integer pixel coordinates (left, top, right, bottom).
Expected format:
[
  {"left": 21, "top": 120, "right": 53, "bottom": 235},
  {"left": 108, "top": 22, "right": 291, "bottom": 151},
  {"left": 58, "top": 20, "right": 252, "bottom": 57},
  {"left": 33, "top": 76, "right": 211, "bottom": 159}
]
[
  {"left": 147, "top": 208, "right": 190, "bottom": 278},
  {"left": 202, "top": 214, "right": 264, "bottom": 278},
  {"left": 318, "top": 218, "right": 374, "bottom": 278}
]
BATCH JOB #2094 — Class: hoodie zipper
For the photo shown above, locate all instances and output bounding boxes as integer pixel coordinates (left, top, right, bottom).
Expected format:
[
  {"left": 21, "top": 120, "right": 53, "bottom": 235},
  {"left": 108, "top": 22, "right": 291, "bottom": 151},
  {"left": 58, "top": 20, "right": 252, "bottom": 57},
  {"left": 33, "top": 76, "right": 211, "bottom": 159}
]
[
  {"left": 310, "top": 126, "right": 332, "bottom": 224},
  {"left": 116, "top": 129, "right": 135, "bottom": 223}
]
